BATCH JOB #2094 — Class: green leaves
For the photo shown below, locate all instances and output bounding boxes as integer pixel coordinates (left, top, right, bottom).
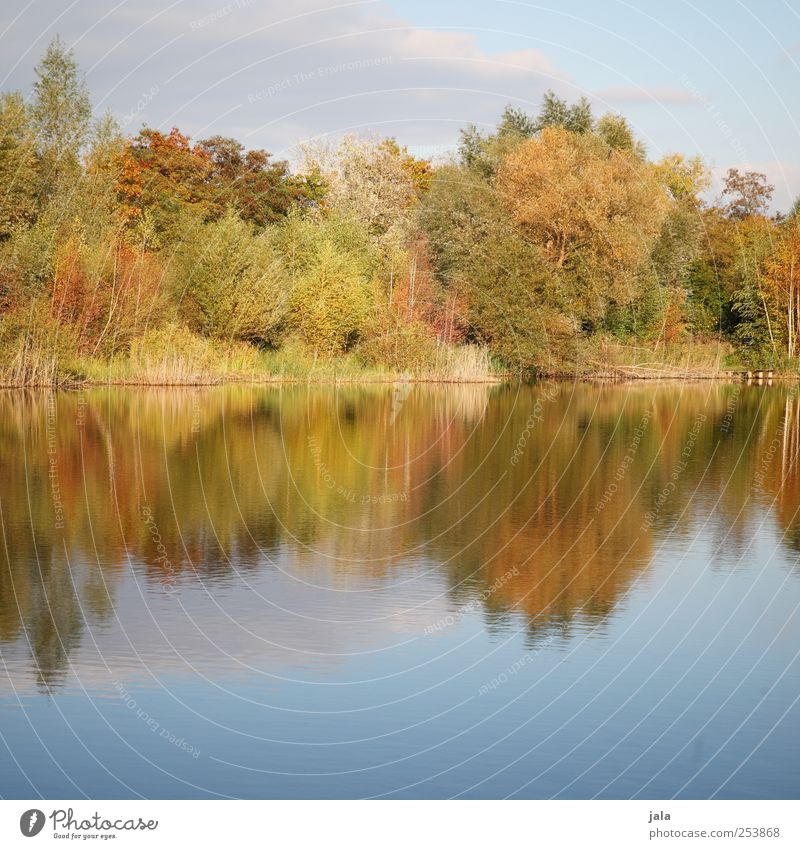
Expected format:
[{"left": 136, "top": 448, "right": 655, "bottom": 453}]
[
  {"left": 32, "top": 36, "right": 91, "bottom": 188},
  {"left": 172, "top": 211, "right": 289, "bottom": 344}
]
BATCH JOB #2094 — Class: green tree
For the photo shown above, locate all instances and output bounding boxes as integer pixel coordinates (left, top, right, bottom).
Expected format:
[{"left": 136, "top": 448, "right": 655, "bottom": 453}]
[
  {"left": 0, "top": 92, "right": 39, "bottom": 238},
  {"left": 533, "top": 90, "right": 594, "bottom": 134},
  {"left": 31, "top": 36, "right": 91, "bottom": 189},
  {"left": 596, "top": 112, "right": 645, "bottom": 158},
  {"left": 419, "top": 164, "right": 573, "bottom": 371},
  {"left": 173, "top": 210, "right": 289, "bottom": 344},
  {"left": 280, "top": 213, "right": 377, "bottom": 355}
]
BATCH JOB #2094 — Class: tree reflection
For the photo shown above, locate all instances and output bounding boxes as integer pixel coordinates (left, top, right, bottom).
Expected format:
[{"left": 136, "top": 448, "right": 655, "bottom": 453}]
[{"left": 1, "top": 382, "right": 799, "bottom": 687}]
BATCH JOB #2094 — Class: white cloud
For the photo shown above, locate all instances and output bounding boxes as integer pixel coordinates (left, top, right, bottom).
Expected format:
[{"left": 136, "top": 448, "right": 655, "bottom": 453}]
[
  {"left": 0, "top": 0, "right": 570, "bottom": 157},
  {"left": 595, "top": 85, "right": 701, "bottom": 105}
]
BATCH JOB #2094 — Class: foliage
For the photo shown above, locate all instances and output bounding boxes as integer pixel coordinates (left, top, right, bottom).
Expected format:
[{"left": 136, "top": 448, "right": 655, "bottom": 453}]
[
  {"left": 596, "top": 113, "right": 646, "bottom": 158},
  {"left": 533, "top": 90, "right": 594, "bottom": 134},
  {"left": 1, "top": 46, "right": 798, "bottom": 383},
  {"left": 0, "top": 93, "right": 39, "bottom": 237},
  {"left": 419, "top": 164, "right": 574, "bottom": 372},
  {"left": 300, "top": 135, "right": 431, "bottom": 248},
  {"left": 31, "top": 36, "right": 91, "bottom": 190},
  {"left": 458, "top": 104, "right": 539, "bottom": 179},
  {"left": 51, "top": 232, "right": 168, "bottom": 356},
  {"left": 279, "top": 213, "right": 378, "bottom": 355},
  {"left": 197, "top": 135, "right": 318, "bottom": 226},
  {"left": 171, "top": 210, "right": 289, "bottom": 344},
  {"left": 722, "top": 168, "right": 774, "bottom": 220},
  {"left": 117, "top": 127, "right": 212, "bottom": 244},
  {"left": 497, "top": 127, "right": 669, "bottom": 324}
]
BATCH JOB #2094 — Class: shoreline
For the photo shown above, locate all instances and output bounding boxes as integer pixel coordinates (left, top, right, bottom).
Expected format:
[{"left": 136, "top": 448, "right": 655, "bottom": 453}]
[{"left": 1, "top": 370, "right": 796, "bottom": 390}]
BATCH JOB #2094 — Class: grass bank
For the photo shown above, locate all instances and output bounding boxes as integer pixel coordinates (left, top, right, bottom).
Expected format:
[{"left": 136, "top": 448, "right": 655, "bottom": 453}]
[
  {"left": 0, "top": 325, "right": 504, "bottom": 387},
  {"left": 3, "top": 325, "right": 794, "bottom": 388}
]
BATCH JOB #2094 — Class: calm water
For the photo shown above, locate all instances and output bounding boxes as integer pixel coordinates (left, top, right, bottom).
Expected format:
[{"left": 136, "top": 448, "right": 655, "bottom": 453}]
[{"left": 0, "top": 382, "right": 798, "bottom": 799}]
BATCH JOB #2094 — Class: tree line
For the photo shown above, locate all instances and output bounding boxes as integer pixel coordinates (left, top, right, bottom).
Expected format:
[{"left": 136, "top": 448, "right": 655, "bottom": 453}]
[{"left": 1, "top": 38, "right": 799, "bottom": 384}]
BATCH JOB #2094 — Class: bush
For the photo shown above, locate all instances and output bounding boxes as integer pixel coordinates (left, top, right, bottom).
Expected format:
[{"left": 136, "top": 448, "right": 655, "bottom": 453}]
[
  {"left": 123, "top": 323, "right": 258, "bottom": 384},
  {"left": 171, "top": 210, "right": 289, "bottom": 344},
  {"left": 276, "top": 213, "right": 378, "bottom": 355},
  {"left": 0, "top": 300, "right": 79, "bottom": 385},
  {"left": 356, "top": 318, "right": 439, "bottom": 373}
]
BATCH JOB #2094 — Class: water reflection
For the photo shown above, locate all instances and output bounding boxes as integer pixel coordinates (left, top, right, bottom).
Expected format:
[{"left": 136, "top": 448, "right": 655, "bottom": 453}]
[{"left": 2, "top": 381, "right": 799, "bottom": 691}]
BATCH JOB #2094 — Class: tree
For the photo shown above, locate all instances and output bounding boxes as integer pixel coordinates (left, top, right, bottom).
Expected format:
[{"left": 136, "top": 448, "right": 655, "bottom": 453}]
[
  {"left": 722, "top": 168, "right": 774, "bottom": 219},
  {"left": 629, "top": 154, "right": 711, "bottom": 343},
  {"left": 726, "top": 216, "right": 778, "bottom": 361},
  {"left": 197, "top": 135, "right": 315, "bottom": 227},
  {"left": 761, "top": 223, "right": 800, "bottom": 358},
  {"left": 117, "top": 127, "right": 212, "bottom": 245},
  {"left": 0, "top": 92, "right": 39, "bottom": 237},
  {"left": 458, "top": 94, "right": 597, "bottom": 183},
  {"left": 596, "top": 112, "right": 645, "bottom": 158},
  {"left": 279, "top": 213, "right": 377, "bottom": 355},
  {"left": 51, "top": 232, "right": 167, "bottom": 356},
  {"left": 458, "top": 124, "right": 494, "bottom": 178},
  {"left": 533, "top": 91, "right": 593, "bottom": 134},
  {"left": 497, "top": 127, "right": 669, "bottom": 323},
  {"left": 655, "top": 154, "right": 710, "bottom": 204},
  {"left": 300, "top": 135, "right": 430, "bottom": 243},
  {"left": 496, "top": 105, "right": 537, "bottom": 141},
  {"left": 31, "top": 36, "right": 91, "bottom": 187},
  {"left": 419, "top": 164, "right": 573, "bottom": 371},
  {"left": 172, "top": 210, "right": 289, "bottom": 344},
  {"left": 289, "top": 241, "right": 375, "bottom": 355}
]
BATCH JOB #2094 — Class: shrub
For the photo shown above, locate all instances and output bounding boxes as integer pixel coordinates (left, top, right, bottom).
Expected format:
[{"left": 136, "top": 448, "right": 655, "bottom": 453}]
[
  {"left": 171, "top": 210, "right": 289, "bottom": 344},
  {"left": 124, "top": 323, "right": 258, "bottom": 384},
  {"left": 0, "top": 299, "right": 78, "bottom": 385}
]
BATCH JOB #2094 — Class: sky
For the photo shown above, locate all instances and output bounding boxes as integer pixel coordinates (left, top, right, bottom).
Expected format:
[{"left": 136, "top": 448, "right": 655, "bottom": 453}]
[{"left": 2, "top": 0, "right": 799, "bottom": 210}]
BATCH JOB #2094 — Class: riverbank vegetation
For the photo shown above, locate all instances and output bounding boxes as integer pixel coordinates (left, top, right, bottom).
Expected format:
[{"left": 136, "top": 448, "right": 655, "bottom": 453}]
[{"left": 1, "top": 40, "right": 799, "bottom": 386}]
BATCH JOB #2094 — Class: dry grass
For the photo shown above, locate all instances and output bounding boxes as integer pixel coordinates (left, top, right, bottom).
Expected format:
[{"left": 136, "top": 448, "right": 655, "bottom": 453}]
[
  {"left": 1, "top": 340, "right": 61, "bottom": 386},
  {"left": 79, "top": 324, "right": 261, "bottom": 385},
  {"left": 566, "top": 336, "right": 742, "bottom": 380},
  {"left": 421, "top": 344, "right": 498, "bottom": 382}
]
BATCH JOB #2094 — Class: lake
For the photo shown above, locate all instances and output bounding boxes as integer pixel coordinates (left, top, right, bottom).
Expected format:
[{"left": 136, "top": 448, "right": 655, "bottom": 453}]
[{"left": 0, "top": 382, "right": 798, "bottom": 799}]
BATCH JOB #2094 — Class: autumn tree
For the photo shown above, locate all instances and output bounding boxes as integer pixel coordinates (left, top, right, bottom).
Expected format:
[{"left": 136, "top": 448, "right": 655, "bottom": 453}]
[
  {"left": 636, "top": 154, "right": 711, "bottom": 343},
  {"left": 50, "top": 231, "right": 167, "bottom": 356},
  {"left": 497, "top": 126, "right": 669, "bottom": 324},
  {"left": 300, "top": 135, "right": 430, "bottom": 243},
  {"left": 722, "top": 168, "right": 774, "bottom": 219},
  {"left": 278, "top": 213, "right": 377, "bottom": 355},
  {"left": 419, "top": 164, "right": 573, "bottom": 371},
  {"left": 761, "top": 223, "right": 800, "bottom": 358},
  {"left": 197, "top": 135, "right": 317, "bottom": 227},
  {"left": 118, "top": 127, "right": 212, "bottom": 244},
  {"left": 171, "top": 210, "right": 289, "bottom": 344}
]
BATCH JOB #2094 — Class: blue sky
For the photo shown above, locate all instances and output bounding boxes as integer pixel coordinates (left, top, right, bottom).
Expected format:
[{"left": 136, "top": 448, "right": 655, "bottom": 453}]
[{"left": 2, "top": 0, "right": 798, "bottom": 209}]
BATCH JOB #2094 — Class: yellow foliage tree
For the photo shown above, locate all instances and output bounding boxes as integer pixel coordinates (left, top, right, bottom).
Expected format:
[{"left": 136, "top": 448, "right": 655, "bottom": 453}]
[
  {"left": 496, "top": 127, "right": 670, "bottom": 321},
  {"left": 762, "top": 225, "right": 800, "bottom": 358}
]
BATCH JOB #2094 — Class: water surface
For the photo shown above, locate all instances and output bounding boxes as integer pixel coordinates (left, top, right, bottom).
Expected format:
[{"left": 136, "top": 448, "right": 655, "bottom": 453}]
[{"left": 1, "top": 382, "right": 798, "bottom": 798}]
